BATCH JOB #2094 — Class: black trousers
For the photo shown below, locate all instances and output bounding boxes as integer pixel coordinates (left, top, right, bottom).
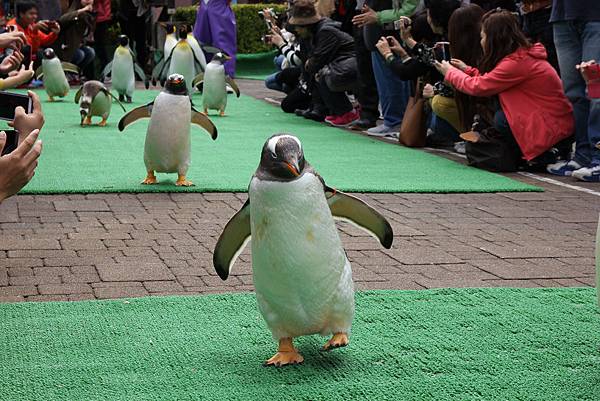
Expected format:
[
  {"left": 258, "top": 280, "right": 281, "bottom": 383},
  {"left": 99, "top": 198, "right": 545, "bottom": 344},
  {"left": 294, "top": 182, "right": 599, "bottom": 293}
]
[
  {"left": 118, "top": 9, "right": 148, "bottom": 68},
  {"left": 353, "top": 25, "right": 379, "bottom": 122}
]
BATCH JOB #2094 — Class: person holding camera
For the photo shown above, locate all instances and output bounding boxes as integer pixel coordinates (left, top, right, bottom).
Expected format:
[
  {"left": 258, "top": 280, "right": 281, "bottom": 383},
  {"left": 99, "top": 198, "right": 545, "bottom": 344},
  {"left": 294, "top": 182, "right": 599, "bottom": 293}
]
[
  {"left": 7, "top": 0, "right": 60, "bottom": 66},
  {"left": 0, "top": 91, "right": 44, "bottom": 203},
  {"left": 352, "top": 0, "right": 419, "bottom": 136},
  {"left": 0, "top": 30, "right": 36, "bottom": 89},
  {"left": 54, "top": 0, "right": 97, "bottom": 79},
  {"left": 290, "top": 0, "right": 359, "bottom": 127},
  {"left": 436, "top": 10, "right": 573, "bottom": 172}
]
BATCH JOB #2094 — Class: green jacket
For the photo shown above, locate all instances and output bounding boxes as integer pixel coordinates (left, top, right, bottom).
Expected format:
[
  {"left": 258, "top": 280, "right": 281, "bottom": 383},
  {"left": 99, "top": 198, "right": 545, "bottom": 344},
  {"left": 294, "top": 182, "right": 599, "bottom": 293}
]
[{"left": 376, "top": 0, "right": 420, "bottom": 24}]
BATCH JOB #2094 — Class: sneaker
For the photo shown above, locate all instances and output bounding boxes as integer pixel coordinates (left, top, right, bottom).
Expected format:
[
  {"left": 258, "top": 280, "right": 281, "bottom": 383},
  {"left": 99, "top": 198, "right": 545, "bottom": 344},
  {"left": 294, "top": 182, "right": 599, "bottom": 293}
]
[
  {"left": 295, "top": 108, "right": 325, "bottom": 122},
  {"left": 325, "top": 110, "right": 359, "bottom": 127},
  {"left": 546, "top": 160, "right": 583, "bottom": 176},
  {"left": 454, "top": 141, "right": 466, "bottom": 154},
  {"left": 366, "top": 124, "right": 400, "bottom": 137},
  {"left": 28, "top": 79, "right": 44, "bottom": 88},
  {"left": 571, "top": 164, "right": 600, "bottom": 182}
]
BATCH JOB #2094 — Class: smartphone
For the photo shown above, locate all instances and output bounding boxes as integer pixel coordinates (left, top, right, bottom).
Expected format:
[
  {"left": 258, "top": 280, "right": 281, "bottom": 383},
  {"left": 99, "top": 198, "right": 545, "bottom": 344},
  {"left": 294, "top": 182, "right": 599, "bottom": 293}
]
[
  {"left": 21, "top": 44, "right": 31, "bottom": 67},
  {"left": 0, "top": 91, "right": 32, "bottom": 121},
  {"left": 434, "top": 42, "right": 451, "bottom": 62},
  {"left": 1, "top": 130, "right": 19, "bottom": 156}
]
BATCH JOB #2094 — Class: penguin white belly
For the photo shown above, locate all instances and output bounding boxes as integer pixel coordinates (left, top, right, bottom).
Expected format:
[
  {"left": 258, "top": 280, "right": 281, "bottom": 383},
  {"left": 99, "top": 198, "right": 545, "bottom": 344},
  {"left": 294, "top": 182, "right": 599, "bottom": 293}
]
[
  {"left": 164, "top": 36, "right": 176, "bottom": 59},
  {"left": 169, "top": 47, "right": 196, "bottom": 94},
  {"left": 90, "top": 92, "right": 111, "bottom": 118},
  {"left": 43, "top": 59, "right": 69, "bottom": 97},
  {"left": 112, "top": 52, "right": 135, "bottom": 96},
  {"left": 144, "top": 92, "right": 191, "bottom": 174},
  {"left": 187, "top": 36, "right": 206, "bottom": 71},
  {"left": 249, "top": 173, "right": 355, "bottom": 340},
  {"left": 203, "top": 64, "right": 227, "bottom": 111}
]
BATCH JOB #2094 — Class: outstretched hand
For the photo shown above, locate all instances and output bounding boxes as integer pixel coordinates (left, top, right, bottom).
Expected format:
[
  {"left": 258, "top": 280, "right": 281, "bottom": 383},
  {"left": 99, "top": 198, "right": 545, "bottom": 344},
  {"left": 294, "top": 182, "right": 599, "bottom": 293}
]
[
  {"left": 352, "top": 6, "right": 378, "bottom": 27},
  {"left": 0, "top": 50, "right": 23, "bottom": 74},
  {"left": 9, "top": 91, "right": 45, "bottom": 140},
  {"left": 450, "top": 58, "right": 468, "bottom": 72}
]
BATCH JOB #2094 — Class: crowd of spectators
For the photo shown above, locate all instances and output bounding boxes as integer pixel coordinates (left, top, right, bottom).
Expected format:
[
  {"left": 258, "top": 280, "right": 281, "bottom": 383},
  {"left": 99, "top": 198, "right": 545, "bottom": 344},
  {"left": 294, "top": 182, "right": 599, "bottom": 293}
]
[{"left": 262, "top": 0, "right": 600, "bottom": 181}]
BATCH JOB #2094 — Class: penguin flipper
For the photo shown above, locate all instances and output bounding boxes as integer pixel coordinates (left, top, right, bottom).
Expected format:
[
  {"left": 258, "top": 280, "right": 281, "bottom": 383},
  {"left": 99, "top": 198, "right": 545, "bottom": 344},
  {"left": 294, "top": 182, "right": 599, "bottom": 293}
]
[
  {"left": 74, "top": 86, "right": 83, "bottom": 103},
  {"left": 225, "top": 76, "right": 241, "bottom": 98},
  {"left": 202, "top": 45, "right": 223, "bottom": 55},
  {"left": 100, "top": 88, "right": 126, "bottom": 112},
  {"left": 100, "top": 61, "right": 113, "bottom": 81},
  {"left": 35, "top": 66, "right": 43, "bottom": 80},
  {"left": 191, "top": 107, "right": 218, "bottom": 140},
  {"left": 325, "top": 186, "right": 394, "bottom": 249},
  {"left": 133, "top": 62, "right": 150, "bottom": 89},
  {"left": 213, "top": 200, "right": 251, "bottom": 280},
  {"left": 118, "top": 102, "right": 153, "bottom": 131},
  {"left": 192, "top": 73, "right": 204, "bottom": 89},
  {"left": 61, "top": 62, "right": 80, "bottom": 75}
]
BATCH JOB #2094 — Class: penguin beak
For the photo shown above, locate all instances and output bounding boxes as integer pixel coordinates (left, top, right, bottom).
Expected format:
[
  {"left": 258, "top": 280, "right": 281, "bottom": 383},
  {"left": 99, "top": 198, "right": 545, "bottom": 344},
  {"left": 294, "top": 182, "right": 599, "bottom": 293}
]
[
  {"left": 285, "top": 161, "right": 300, "bottom": 177},
  {"left": 80, "top": 109, "right": 88, "bottom": 125},
  {"left": 224, "top": 54, "right": 232, "bottom": 61}
]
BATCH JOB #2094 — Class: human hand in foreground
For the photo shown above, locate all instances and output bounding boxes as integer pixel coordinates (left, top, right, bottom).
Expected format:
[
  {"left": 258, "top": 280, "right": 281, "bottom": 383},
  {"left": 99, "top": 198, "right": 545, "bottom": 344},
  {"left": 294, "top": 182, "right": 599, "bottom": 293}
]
[
  {"left": 0, "top": 31, "right": 26, "bottom": 49},
  {"left": 0, "top": 50, "right": 23, "bottom": 74},
  {"left": 9, "top": 91, "right": 44, "bottom": 141},
  {"left": 2, "top": 61, "right": 34, "bottom": 89},
  {"left": 376, "top": 37, "right": 391, "bottom": 57},
  {"left": 0, "top": 129, "right": 42, "bottom": 202},
  {"left": 577, "top": 60, "right": 599, "bottom": 83}
]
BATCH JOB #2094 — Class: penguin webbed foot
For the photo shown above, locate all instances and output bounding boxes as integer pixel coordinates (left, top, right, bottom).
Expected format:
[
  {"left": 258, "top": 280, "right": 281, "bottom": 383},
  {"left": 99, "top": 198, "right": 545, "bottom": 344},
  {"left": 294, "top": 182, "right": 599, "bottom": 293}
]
[
  {"left": 82, "top": 116, "right": 92, "bottom": 126},
  {"left": 48, "top": 96, "right": 55, "bottom": 102},
  {"left": 321, "top": 333, "right": 349, "bottom": 352},
  {"left": 219, "top": 110, "right": 226, "bottom": 117},
  {"left": 98, "top": 118, "right": 108, "bottom": 127},
  {"left": 175, "top": 175, "right": 194, "bottom": 187},
  {"left": 126, "top": 96, "right": 132, "bottom": 103},
  {"left": 142, "top": 171, "right": 158, "bottom": 185},
  {"left": 118, "top": 94, "right": 125, "bottom": 102},
  {"left": 264, "top": 351, "right": 304, "bottom": 367}
]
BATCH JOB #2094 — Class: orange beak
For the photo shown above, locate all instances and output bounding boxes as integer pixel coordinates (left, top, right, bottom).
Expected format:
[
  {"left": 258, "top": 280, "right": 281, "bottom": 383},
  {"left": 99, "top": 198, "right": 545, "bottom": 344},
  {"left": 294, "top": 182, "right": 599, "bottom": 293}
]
[{"left": 285, "top": 162, "right": 300, "bottom": 177}]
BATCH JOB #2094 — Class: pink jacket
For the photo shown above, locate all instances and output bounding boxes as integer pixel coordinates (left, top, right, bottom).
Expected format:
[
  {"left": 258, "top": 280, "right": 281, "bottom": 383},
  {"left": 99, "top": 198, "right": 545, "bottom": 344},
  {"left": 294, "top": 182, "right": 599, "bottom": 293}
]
[
  {"left": 445, "top": 43, "right": 574, "bottom": 161},
  {"left": 94, "top": 0, "right": 111, "bottom": 23}
]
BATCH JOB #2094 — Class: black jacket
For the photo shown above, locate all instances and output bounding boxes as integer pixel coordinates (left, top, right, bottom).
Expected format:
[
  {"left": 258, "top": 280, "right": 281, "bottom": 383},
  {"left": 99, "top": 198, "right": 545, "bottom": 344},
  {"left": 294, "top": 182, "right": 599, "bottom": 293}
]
[{"left": 305, "top": 18, "right": 356, "bottom": 75}]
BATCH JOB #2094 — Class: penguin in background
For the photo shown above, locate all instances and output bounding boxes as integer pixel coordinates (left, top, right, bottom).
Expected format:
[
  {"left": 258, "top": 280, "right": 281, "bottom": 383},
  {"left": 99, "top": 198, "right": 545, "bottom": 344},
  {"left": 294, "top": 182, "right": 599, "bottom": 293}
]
[
  {"left": 152, "top": 26, "right": 206, "bottom": 93},
  {"left": 193, "top": 52, "right": 240, "bottom": 116},
  {"left": 213, "top": 134, "right": 394, "bottom": 367},
  {"left": 35, "top": 48, "right": 79, "bottom": 102},
  {"left": 161, "top": 23, "right": 177, "bottom": 60},
  {"left": 100, "top": 35, "right": 149, "bottom": 103},
  {"left": 118, "top": 74, "right": 217, "bottom": 187},
  {"left": 75, "top": 80, "right": 125, "bottom": 126}
]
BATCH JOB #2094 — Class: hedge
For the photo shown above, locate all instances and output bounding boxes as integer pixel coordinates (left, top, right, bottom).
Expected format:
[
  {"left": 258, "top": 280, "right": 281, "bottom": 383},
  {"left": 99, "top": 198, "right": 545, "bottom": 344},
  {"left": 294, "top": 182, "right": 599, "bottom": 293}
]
[{"left": 174, "top": 4, "right": 288, "bottom": 54}]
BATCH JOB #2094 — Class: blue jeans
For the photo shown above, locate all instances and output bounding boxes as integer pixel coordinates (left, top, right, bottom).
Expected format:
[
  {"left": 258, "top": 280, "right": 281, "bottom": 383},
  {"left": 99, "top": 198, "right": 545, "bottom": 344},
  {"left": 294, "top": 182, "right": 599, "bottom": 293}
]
[
  {"left": 553, "top": 21, "right": 600, "bottom": 166},
  {"left": 264, "top": 55, "right": 285, "bottom": 92},
  {"left": 71, "top": 46, "right": 95, "bottom": 69},
  {"left": 371, "top": 51, "right": 410, "bottom": 128}
]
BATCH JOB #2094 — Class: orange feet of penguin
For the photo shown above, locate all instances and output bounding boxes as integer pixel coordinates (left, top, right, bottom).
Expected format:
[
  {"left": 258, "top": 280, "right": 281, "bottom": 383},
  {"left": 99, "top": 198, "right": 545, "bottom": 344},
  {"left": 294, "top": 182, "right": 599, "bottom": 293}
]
[
  {"left": 175, "top": 174, "right": 194, "bottom": 187},
  {"left": 322, "top": 333, "right": 349, "bottom": 351},
  {"left": 141, "top": 171, "right": 158, "bottom": 185},
  {"left": 264, "top": 338, "right": 304, "bottom": 367}
]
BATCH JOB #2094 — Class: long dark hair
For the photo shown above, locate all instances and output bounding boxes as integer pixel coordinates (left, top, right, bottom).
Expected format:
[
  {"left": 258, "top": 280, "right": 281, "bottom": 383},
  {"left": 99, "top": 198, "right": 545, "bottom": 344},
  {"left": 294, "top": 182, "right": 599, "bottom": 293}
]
[
  {"left": 448, "top": 4, "right": 485, "bottom": 131},
  {"left": 479, "top": 10, "right": 531, "bottom": 73}
]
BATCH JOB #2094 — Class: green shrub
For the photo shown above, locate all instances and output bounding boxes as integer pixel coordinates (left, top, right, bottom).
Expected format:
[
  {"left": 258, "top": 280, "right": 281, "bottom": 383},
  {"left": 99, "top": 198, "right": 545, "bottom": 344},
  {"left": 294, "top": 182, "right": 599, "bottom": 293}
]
[{"left": 174, "top": 4, "right": 288, "bottom": 54}]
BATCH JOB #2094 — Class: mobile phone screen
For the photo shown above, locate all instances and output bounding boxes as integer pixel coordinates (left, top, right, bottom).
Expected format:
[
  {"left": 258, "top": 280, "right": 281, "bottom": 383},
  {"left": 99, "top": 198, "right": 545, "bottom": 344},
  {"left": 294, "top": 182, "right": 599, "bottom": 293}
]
[
  {"left": 0, "top": 91, "right": 32, "bottom": 121},
  {"left": 434, "top": 42, "right": 451, "bottom": 62},
  {"left": 1, "top": 130, "right": 19, "bottom": 156}
]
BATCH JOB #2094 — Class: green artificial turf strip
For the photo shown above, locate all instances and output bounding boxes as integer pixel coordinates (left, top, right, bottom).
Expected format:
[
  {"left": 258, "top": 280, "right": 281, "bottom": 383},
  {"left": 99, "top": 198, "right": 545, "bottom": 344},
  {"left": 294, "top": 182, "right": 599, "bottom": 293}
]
[
  {"left": 236, "top": 51, "right": 277, "bottom": 80},
  {"left": 1, "top": 288, "right": 598, "bottom": 400},
  {"left": 10, "top": 89, "right": 540, "bottom": 194}
]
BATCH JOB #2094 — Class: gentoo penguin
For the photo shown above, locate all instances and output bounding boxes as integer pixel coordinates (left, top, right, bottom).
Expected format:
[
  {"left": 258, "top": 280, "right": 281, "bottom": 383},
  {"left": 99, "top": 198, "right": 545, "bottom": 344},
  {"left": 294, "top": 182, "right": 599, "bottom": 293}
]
[
  {"left": 100, "top": 35, "right": 149, "bottom": 103},
  {"left": 35, "top": 48, "right": 78, "bottom": 101},
  {"left": 193, "top": 52, "right": 240, "bottom": 116},
  {"left": 152, "top": 27, "right": 206, "bottom": 93},
  {"left": 75, "top": 80, "right": 125, "bottom": 126},
  {"left": 117, "top": 74, "right": 217, "bottom": 187},
  {"left": 213, "top": 134, "right": 393, "bottom": 366}
]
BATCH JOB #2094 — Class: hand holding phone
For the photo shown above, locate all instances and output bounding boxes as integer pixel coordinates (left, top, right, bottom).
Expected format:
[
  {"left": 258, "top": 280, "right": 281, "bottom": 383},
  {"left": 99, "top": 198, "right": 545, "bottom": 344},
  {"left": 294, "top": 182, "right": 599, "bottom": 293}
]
[
  {"left": 0, "top": 130, "right": 18, "bottom": 156},
  {"left": 0, "top": 129, "right": 42, "bottom": 202},
  {"left": 0, "top": 91, "right": 32, "bottom": 121},
  {"left": 434, "top": 41, "right": 451, "bottom": 62}
]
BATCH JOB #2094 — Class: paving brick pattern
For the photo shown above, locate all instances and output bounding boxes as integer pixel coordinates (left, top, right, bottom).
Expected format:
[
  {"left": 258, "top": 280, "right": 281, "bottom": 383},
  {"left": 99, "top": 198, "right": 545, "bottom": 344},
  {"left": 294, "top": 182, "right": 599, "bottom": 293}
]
[{"left": 0, "top": 177, "right": 597, "bottom": 302}]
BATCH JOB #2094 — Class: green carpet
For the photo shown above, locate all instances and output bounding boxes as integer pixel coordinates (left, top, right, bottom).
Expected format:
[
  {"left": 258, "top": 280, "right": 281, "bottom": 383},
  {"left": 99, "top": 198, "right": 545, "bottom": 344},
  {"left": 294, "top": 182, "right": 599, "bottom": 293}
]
[
  {"left": 0, "top": 288, "right": 598, "bottom": 400},
  {"left": 236, "top": 51, "right": 277, "bottom": 80},
  {"left": 11, "top": 89, "right": 540, "bottom": 194}
]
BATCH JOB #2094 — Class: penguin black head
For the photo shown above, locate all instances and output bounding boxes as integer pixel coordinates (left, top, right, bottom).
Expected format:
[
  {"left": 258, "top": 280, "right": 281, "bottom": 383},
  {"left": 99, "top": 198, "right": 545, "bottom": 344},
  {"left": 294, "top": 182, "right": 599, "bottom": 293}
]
[
  {"left": 118, "top": 35, "right": 129, "bottom": 47},
  {"left": 211, "top": 52, "right": 231, "bottom": 64},
  {"left": 43, "top": 48, "right": 56, "bottom": 59},
  {"left": 178, "top": 26, "right": 188, "bottom": 40},
  {"left": 165, "top": 74, "right": 188, "bottom": 96},
  {"left": 258, "top": 134, "right": 306, "bottom": 180}
]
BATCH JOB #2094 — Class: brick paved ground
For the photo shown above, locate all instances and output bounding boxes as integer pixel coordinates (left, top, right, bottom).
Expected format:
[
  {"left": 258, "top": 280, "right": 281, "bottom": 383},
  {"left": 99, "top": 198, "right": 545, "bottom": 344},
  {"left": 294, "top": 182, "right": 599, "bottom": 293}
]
[{"left": 0, "top": 80, "right": 598, "bottom": 302}]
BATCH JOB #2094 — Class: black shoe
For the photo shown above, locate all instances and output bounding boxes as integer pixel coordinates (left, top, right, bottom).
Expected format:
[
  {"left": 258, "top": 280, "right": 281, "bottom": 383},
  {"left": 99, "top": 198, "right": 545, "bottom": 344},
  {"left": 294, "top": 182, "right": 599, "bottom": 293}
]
[
  {"left": 348, "top": 118, "right": 377, "bottom": 131},
  {"left": 295, "top": 108, "right": 325, "bottom": 122}
]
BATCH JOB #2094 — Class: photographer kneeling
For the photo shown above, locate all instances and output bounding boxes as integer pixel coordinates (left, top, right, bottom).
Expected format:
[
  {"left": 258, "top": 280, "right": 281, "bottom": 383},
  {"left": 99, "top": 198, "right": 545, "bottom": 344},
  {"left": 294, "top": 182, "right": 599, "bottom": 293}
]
[{"left": 290, "top": 0, "right": 359, "bottom": 127}]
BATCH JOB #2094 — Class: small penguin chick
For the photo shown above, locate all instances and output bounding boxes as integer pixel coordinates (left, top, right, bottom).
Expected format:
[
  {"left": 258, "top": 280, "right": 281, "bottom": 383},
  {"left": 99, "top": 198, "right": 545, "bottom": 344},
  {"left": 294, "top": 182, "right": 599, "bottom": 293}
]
[{"left": 258, "top": 134, "right": 306, "bottom": 180}]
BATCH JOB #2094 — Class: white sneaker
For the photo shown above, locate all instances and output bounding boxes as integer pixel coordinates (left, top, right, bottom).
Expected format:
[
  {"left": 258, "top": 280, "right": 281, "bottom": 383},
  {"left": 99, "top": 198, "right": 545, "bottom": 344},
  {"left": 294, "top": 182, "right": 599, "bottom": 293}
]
[
  {"left": 571, "top": 164, "right": 600, "bottom": 182},
  {"left": 365, "top": 124, "right": 400, "bottom": 137},
  {"left": 546, "top": 160, "right": 583, "bottom": 176}
]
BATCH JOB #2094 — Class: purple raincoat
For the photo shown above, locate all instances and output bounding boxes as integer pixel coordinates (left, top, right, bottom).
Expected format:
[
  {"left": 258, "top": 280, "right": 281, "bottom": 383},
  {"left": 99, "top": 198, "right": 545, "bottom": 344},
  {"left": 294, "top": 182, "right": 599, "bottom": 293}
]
[{"left": 193, "top": 0, "right": 237, "bottom": 76}]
